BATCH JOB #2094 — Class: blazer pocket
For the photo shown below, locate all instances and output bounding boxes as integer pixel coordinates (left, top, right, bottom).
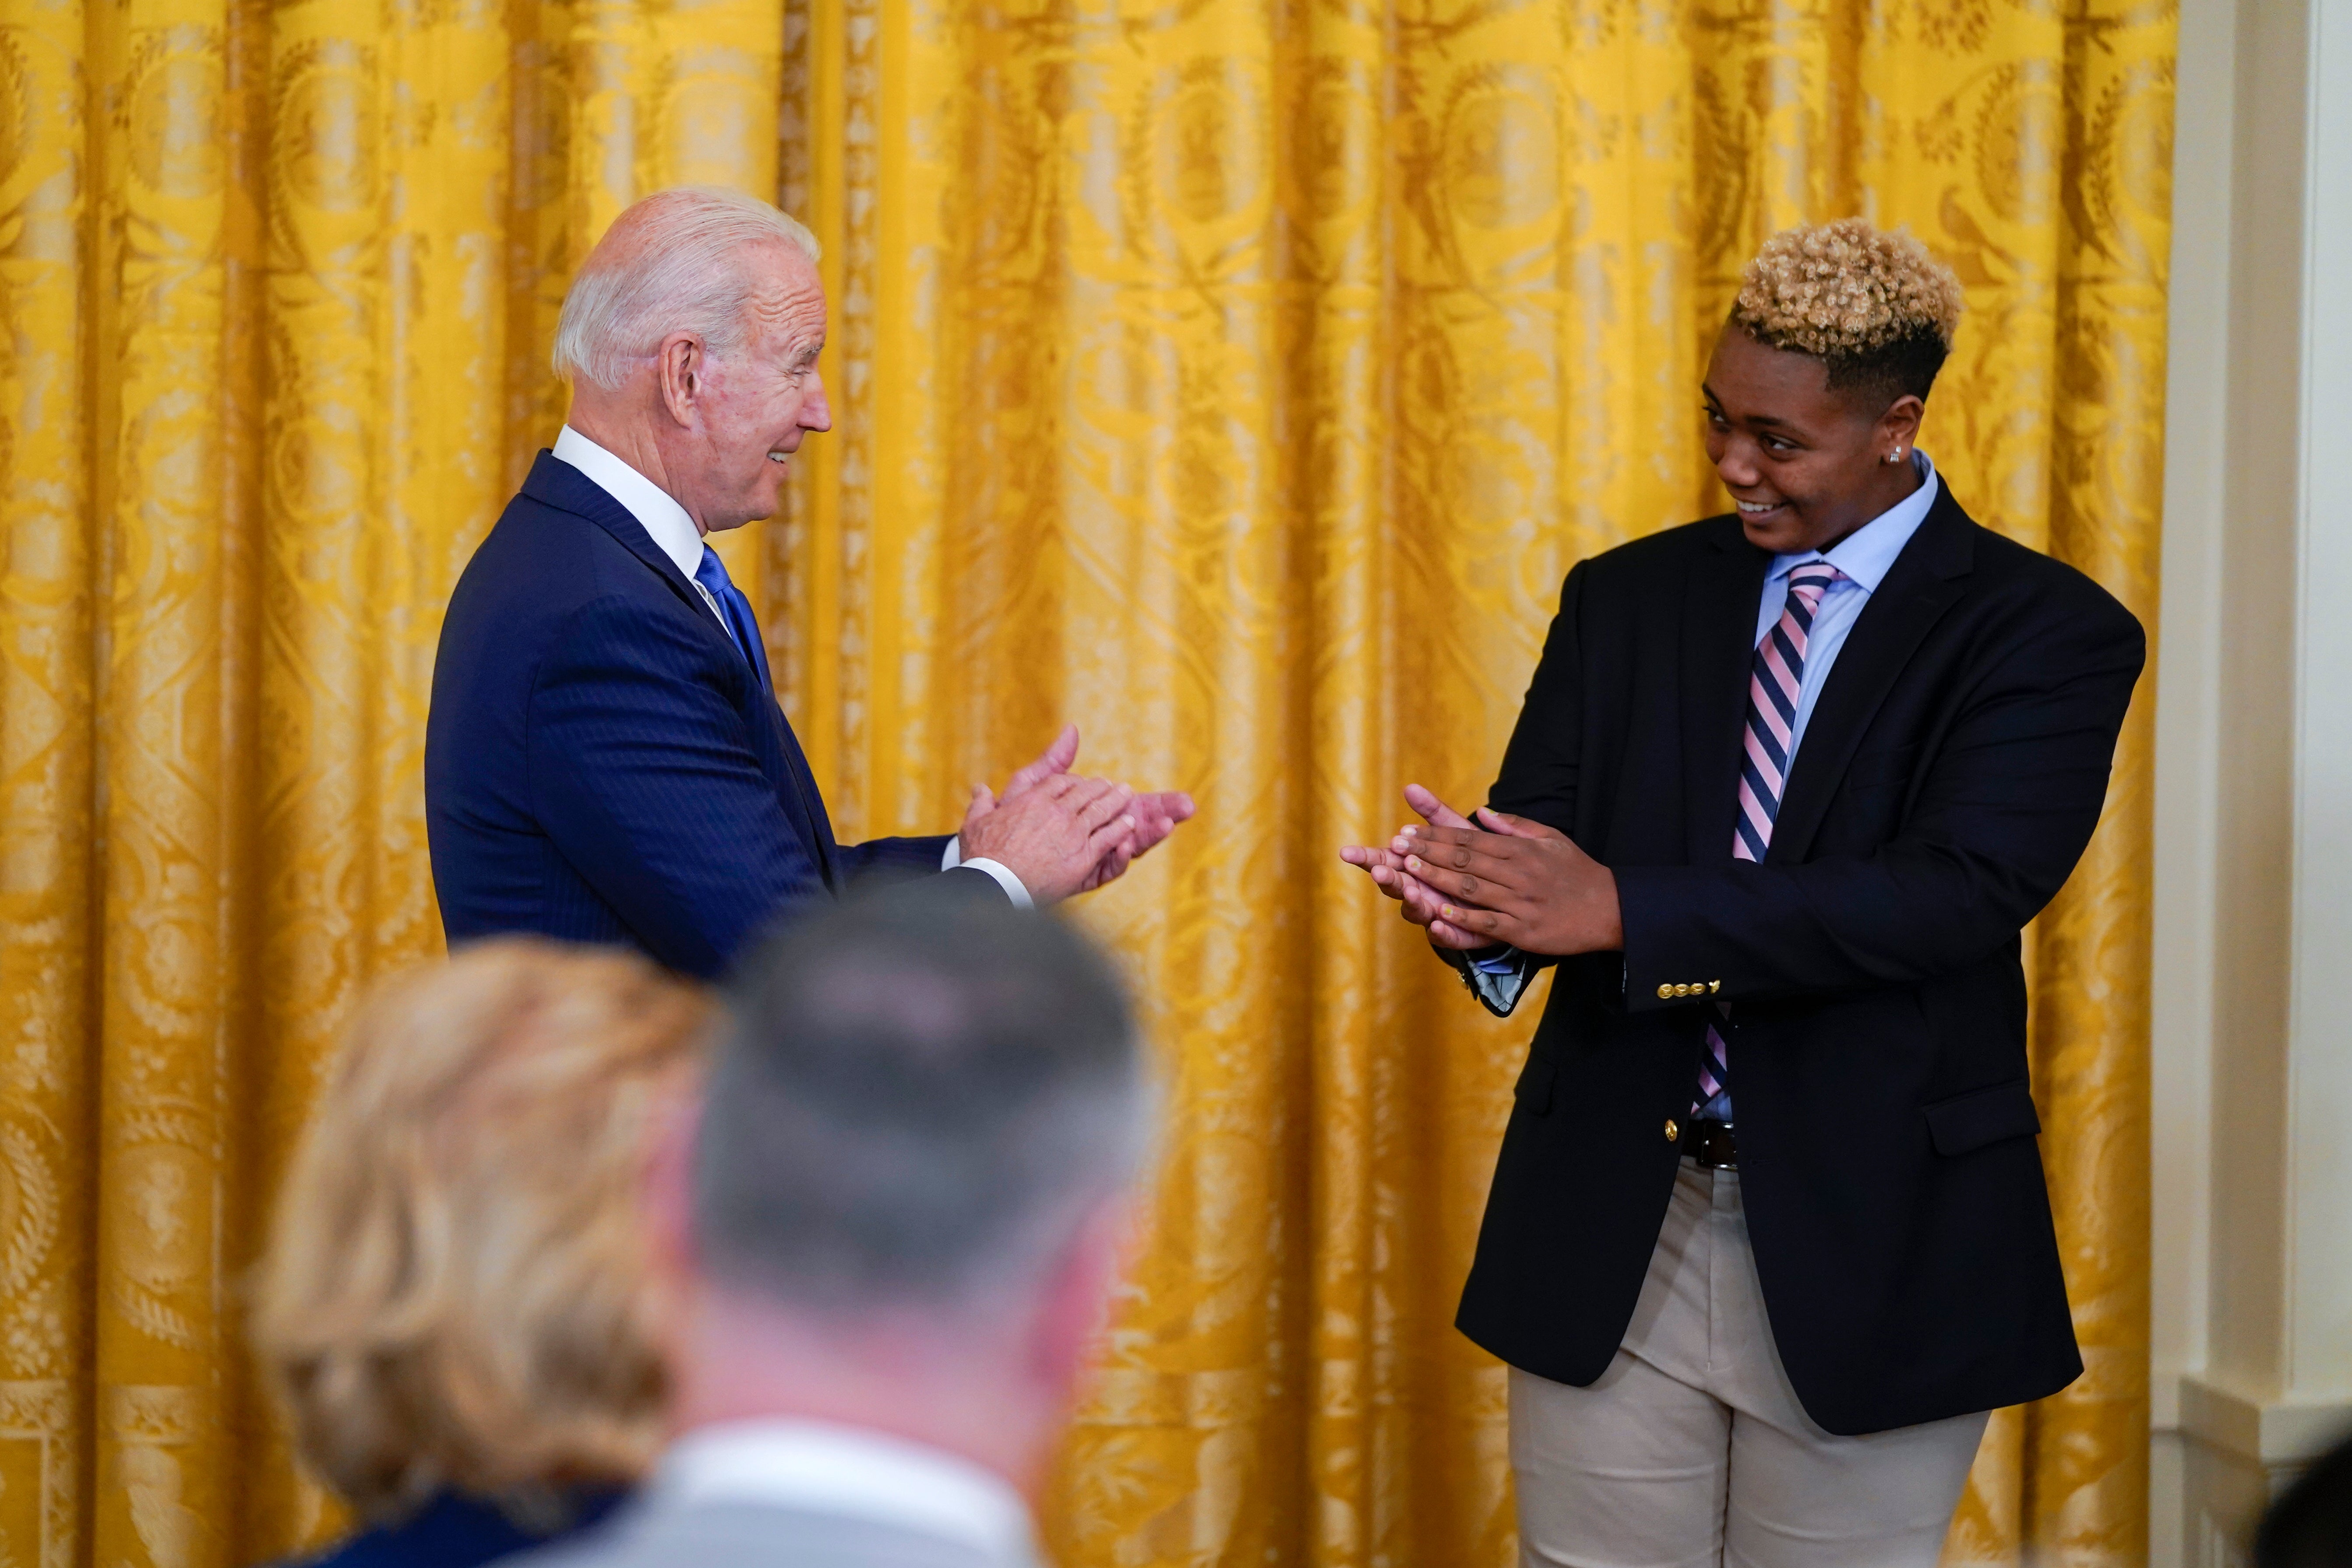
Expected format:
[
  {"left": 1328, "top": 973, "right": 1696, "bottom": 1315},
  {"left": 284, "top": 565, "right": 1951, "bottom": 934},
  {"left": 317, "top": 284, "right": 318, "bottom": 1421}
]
[
  {"left": 1923, "top": 1079, "right": 2042, "bottom": 1156},
  {"left": 1844, "top": 741, "right": 1921, "bottom": 790},
  {"left": 1513, "top": 1052, "right": 1558, "bottom": 1117}
]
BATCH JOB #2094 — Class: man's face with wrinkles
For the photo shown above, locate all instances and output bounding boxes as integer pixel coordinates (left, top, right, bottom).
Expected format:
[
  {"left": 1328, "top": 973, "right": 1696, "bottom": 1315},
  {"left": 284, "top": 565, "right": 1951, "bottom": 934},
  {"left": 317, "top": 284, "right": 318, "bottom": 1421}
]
[{"left": 690, "top": 243, "right": 832, "bottom": 533}]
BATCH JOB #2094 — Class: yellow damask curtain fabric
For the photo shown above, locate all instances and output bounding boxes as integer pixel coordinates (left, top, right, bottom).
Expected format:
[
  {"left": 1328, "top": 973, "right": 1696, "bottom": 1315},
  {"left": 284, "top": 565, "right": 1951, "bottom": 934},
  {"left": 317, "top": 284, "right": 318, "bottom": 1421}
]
[{"left": 0, "top": 2, "right": 2170, "bottom": 1567}]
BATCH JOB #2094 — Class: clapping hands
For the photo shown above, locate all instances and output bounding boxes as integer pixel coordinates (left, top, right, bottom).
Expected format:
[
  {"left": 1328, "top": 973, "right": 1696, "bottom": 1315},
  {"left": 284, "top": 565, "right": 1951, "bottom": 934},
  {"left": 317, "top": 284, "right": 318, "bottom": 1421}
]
[
  {"left": 956, "top": 726, "right": 1195, "bottom": 905},
  {"left": 1338, "top": 785, "right": 1480, "bottom": 944},
  {"left": 1339, "top": 785, "right": 1622, "bottom": 955}
]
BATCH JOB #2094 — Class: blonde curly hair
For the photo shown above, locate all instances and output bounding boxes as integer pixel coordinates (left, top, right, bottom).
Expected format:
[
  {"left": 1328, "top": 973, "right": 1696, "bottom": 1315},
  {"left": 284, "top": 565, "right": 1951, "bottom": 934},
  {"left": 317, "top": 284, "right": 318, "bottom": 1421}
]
[
  {"left": 1731, "top": 219, "right": 1964, "bottom": 401},
  {"left": 250, "top": 939, "right": 712, "bottom": 1524}
]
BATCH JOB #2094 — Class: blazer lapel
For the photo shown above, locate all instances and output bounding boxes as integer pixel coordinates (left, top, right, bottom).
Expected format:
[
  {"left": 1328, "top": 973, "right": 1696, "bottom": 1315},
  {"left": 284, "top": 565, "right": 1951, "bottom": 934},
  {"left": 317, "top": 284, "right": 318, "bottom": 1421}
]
[
  {"left": 768, "top": 708, "right": 840, "bottom": 890},
  {"left": 520, "top": 451, "right": 841, "bottom": 889},
  {"left": 1682, "top": 518, "right": 1774, "bottom": 864},
  {"left": 1767, "top": 491, "right": 1975, "bottom": 863},
  {"left": 520, "top": 452, "right": 728, "bottom": 631}
]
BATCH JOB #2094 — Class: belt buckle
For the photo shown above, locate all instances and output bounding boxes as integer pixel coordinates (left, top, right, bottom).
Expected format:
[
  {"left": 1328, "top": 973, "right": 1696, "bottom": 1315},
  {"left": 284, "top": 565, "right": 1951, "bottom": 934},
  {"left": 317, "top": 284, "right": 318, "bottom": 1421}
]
[{"left": 1686, "top": 1119, "right": 1737, "bottom": 1170}]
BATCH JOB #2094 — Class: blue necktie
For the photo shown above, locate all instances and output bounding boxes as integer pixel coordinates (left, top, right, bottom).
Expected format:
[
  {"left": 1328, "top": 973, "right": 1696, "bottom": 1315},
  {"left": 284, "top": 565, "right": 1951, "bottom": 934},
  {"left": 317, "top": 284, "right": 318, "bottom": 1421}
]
[{"left": 694, "top": 546, "right": 773, "bottom": 693}]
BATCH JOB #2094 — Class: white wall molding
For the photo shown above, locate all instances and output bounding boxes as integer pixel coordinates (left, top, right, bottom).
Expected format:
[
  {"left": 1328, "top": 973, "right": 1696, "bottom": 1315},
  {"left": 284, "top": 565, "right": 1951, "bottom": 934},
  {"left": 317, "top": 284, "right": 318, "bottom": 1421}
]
[
  {"left": 2173, "top": 1374, "right": 2352, "bottom": 1469},
  {"left": 2150, "top": 0, "right": 2352, "bottom": 1559},
  {"left": 2283, "top": 0, "right": 2352, "bottom": 1424}
]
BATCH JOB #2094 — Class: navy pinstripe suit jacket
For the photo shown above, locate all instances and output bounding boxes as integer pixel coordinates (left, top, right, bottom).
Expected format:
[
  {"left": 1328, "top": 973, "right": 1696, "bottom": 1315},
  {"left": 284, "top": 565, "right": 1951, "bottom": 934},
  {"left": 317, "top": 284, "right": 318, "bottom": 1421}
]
[{"left": 426, "top": 453, "right": 985, "bottom": 979}]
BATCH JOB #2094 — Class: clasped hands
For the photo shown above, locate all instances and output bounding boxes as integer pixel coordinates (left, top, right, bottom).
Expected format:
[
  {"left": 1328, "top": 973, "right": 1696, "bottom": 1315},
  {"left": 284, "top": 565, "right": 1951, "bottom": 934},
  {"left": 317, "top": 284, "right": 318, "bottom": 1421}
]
[
  {"left": 1339, "top": 784, "right": 1622, "bottom": 955},
  {"left": 956, "top": 725, "right": 1196, "bottom": 904}
]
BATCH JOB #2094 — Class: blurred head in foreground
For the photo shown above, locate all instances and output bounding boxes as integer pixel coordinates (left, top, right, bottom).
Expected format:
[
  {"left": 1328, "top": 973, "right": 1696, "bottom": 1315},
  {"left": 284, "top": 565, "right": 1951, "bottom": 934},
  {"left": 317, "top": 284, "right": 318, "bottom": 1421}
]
[
  {"left": 252, "top": 939, "right": 712, "bottom": 1530},
  {"left": 655, "top": 890, "right": 1150, "bottom": 1490}
]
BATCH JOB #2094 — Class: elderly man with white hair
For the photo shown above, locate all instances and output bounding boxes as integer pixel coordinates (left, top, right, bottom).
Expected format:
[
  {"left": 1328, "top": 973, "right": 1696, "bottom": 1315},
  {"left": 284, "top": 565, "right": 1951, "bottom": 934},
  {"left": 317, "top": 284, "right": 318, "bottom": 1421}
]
[{"left": 426, "top": 188, "right": 1192, "bottom": 978}]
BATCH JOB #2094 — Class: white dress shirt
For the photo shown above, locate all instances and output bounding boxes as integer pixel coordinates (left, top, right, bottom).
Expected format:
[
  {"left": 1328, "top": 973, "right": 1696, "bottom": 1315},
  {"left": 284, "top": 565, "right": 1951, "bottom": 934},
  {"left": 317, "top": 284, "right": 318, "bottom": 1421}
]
[
  {"left": 656, "top": 1418, "right": 1037, "bottom": 1567},
  {"left": 1464, "top": 451, "right": 1944, "bottom": 1025},
  {"left": 551, "top": 424, "right": 724, "bottom": 617},
  {"left": 547, "top": 426, "right": 1032, "bottom": 908}
]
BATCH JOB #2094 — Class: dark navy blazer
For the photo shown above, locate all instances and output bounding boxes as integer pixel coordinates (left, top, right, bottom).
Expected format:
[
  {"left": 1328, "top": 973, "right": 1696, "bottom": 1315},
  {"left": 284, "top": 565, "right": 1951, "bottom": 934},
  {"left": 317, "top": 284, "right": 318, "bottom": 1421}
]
[
  {"left": 426, "top": 454, "right": 988, "bottom": 979},
  {"left": 1453, "top": 485, "right": 2144, "bottom": 1435}
]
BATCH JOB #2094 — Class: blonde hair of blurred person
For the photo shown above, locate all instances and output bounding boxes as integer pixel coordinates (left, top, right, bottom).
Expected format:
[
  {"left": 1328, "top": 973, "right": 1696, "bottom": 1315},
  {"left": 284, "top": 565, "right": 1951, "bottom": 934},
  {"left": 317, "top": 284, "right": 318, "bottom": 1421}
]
[{"left": 251, "top": 938, "right": 712, "bottom": 1558}]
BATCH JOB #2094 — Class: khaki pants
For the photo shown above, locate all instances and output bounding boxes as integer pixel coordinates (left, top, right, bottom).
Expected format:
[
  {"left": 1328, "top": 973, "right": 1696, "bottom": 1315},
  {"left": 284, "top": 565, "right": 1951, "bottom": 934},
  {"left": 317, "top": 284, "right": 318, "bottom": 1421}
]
[{"left": 1509, "top": 1160, "right": 1989, "bottom": 1568}]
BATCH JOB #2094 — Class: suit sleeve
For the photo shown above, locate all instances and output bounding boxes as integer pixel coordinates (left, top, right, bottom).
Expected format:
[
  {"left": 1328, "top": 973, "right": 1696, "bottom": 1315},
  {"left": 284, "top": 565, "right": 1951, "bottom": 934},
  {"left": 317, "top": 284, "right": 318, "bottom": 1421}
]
[
  {"left": 527, "top": 595, "right": 826, "bottom": 977},
  {"left": 1488, "top": 558, "right": 1592, "bottom": 833},
  {"left": 1615, "top": 594, "right": 2145, "bottom": 1008},
  {"left": 835, "top": 835, "right": 960, "bottom": 883},
  {"left": 1437, "top": 560, "right": 1594, "bottom": 1015}
]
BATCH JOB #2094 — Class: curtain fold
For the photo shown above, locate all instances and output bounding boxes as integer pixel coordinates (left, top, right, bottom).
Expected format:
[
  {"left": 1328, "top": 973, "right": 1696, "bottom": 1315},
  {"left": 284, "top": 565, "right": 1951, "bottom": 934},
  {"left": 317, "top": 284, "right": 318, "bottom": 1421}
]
[{"left": 0, "top": 2, "right": 2171, "bottom": 1565}]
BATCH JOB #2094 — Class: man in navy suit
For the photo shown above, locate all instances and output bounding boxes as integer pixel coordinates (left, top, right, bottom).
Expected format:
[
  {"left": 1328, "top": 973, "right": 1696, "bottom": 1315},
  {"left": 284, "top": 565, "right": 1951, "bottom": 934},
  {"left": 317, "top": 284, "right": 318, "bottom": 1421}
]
[{"left": 427, "top": 188, "right": 1192, "bottom": 979}]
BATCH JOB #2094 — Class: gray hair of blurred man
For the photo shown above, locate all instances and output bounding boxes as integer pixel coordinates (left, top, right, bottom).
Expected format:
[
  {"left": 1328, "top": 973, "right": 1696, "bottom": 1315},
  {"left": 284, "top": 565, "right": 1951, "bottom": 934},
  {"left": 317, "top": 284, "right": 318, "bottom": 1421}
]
[
  {"left": 693, "top": 891, "right": 1151, "bottom": 1325},
  {"left": 551, "top": 186, "right": 821, "bottom": 391}
]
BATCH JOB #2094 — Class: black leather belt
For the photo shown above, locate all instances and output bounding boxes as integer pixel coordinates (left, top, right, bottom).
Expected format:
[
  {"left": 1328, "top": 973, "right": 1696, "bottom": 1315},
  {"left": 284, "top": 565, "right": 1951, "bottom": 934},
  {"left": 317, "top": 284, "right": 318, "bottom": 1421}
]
[{"left": 1682, "top": 1118, "right": 1738, "bottom": 1169}]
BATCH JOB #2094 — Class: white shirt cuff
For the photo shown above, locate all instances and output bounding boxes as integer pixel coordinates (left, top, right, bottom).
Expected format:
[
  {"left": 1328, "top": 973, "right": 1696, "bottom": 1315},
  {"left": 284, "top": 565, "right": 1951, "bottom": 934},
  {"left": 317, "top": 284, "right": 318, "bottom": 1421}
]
[{"left": 941, "top": 838, "right": 1033, "bottom": 909}]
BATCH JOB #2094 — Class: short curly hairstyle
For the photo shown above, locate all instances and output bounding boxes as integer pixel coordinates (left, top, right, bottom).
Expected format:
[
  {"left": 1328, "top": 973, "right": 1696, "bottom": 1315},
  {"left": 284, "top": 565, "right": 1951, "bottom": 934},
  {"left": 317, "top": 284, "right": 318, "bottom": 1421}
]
[
  {"left": 251, "top": 939, "right": 712, "bottom": 1526},
  {"left": 1731, "top": 219, "right": 1965, "bottom": 406}
]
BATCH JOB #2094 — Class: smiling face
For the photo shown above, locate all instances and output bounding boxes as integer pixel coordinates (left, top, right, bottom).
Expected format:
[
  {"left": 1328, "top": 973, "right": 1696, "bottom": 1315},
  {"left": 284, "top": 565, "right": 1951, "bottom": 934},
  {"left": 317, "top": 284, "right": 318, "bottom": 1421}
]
[
  {"left": 1702, "top": 321, "right": 1925, "bottom": 556},
  {"left": 673, "top": 243, "right": 833, "bottom": 533}
]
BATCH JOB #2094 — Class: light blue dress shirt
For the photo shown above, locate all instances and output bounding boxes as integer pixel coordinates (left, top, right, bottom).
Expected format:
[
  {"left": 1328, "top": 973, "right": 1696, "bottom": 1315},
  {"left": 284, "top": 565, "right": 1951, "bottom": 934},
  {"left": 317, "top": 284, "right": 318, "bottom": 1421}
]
[
  {"left": 1463, "top": 451, "right": 1945, "bottom": 1104},
  {"left": 1744, "top": 449, "right": 1941, "bottom": 768}
]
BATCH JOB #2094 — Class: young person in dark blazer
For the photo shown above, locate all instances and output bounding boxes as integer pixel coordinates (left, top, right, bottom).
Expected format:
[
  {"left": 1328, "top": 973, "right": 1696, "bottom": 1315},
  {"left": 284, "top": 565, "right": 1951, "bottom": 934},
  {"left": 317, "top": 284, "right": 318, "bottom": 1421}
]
[{"left": 1341, "top": 221, "right": 2144, "bottom": 1567}]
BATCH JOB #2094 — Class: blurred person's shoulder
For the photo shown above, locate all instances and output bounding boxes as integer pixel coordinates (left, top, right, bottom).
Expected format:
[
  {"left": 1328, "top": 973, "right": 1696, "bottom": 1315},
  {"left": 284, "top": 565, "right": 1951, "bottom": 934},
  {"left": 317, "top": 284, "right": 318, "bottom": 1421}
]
[
  {"left": 489, "top": 1498, "right": 1016, "bottom": 1568},
  {"left": 293, "top": 1492, "right": 624, "bottom": 1568}
]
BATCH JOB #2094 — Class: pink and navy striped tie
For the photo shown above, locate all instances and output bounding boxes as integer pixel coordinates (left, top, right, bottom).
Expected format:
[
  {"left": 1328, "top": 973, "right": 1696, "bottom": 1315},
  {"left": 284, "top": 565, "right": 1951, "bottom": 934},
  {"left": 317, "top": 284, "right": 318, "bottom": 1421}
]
[{"left": 1696, "top": 561, "right": 1844, "bottom": 1113}]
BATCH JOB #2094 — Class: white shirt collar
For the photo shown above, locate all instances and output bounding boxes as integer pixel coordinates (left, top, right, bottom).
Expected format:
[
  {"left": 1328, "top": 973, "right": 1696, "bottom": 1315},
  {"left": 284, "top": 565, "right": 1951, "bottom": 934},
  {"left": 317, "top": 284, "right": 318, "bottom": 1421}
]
[
  {"left": 550, "top": 425, "right": 708, "bottom": 583},
  {"left": 655, "top": 1418, "right": 1035, "bottom": 1565},
  {"left": 1767, "top": 448, "right": 1941, "bottom": 594}
]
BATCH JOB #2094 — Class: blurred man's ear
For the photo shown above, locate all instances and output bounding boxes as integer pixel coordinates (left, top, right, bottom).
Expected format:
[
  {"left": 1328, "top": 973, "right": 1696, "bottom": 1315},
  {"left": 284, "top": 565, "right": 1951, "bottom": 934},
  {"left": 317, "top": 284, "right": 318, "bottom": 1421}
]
[
  {"left": 1025, "top": 1193, "right": 1135, "bottom": 1406},
  {"left": 639, "top": 1091, "right": 705, "bottom": 1347}
]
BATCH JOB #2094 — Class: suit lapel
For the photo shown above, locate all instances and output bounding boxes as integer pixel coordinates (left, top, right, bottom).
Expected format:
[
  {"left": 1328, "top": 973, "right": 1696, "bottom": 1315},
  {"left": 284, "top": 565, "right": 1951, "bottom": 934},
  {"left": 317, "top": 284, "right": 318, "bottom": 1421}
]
[
  {"left": 1767, "top": 491, "right": 1975, "bottom": 863},
  {"left": 521, "top": 451, "right": 842, "bottom": 890},
  {"left": 520, "top": 453, "right": 726, "bottom": 635},
  {"left": 1682, "top": 518, "right": 1774, "bottom": 863},
  {"left": 769, "top": 706, "right": 840, "bottom": 889}
]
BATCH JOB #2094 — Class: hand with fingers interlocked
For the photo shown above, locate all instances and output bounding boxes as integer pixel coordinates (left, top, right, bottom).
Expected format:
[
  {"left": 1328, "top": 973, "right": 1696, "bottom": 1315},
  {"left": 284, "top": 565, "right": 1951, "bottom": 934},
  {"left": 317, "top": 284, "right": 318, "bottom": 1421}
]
[{"left": 1339, "top": 784, "right": 1622, "bottom": 955}]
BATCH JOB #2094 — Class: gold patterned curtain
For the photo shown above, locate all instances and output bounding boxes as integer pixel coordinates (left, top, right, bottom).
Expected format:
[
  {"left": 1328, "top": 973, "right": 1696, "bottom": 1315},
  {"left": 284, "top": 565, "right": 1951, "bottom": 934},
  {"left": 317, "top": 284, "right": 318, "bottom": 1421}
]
[{"left": 0, "top": 2, "right": 2172, "bottom": 1566}]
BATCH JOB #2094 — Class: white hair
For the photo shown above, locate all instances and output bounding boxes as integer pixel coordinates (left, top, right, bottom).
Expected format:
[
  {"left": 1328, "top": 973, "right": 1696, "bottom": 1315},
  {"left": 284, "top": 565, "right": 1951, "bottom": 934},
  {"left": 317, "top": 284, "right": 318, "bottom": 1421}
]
[{"left": 552, "top": 187, "right": 822, "bottom": 390}]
